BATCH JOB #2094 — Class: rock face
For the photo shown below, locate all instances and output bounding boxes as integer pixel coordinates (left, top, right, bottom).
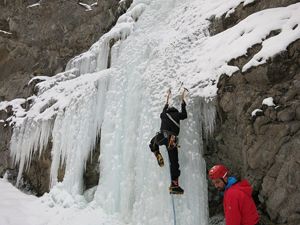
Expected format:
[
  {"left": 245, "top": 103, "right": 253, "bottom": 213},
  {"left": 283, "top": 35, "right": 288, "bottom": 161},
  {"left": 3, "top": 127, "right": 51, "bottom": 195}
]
[
  {"left": 0, "top": 0, "right": 131, "bottom": 100},
  {"left": 0, "top": 0, "right": 132, "bottom": 194},
  {"left": 206, "top": 1, "right": 300, "bottom": 225}
]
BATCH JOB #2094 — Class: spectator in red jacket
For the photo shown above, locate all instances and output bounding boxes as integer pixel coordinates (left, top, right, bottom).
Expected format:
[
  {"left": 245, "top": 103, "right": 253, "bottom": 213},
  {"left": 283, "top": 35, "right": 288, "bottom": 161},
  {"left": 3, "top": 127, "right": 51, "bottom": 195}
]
[{"left": 208, "top": 164, "right": 259, "bottom": 225}]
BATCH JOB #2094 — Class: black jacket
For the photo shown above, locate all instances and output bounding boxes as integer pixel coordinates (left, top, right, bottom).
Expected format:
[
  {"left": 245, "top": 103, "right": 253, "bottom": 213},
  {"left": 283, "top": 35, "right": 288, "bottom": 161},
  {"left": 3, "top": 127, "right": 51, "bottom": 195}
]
[{"left": 160, "top": 101, "right": 187, "bottom": 136}]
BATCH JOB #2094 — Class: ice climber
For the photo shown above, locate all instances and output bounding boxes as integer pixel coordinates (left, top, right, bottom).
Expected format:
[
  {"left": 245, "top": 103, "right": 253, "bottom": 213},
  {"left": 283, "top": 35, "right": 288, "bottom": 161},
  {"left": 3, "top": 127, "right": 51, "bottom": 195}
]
[
  {"left": 149, "top": 91, "right": 187, "bottom": 195},
  {"left": 208, "top": 164, "right": 259, "bottom": 225}
]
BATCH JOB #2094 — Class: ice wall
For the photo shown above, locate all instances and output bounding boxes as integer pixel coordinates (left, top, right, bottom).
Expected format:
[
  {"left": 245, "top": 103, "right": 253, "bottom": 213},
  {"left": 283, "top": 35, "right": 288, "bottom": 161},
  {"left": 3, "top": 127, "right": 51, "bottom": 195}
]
[
  {"left": 75, "top": 0, "right": 212, "bottom": 224},
  {"left": 9, "top": 0, "right": 223, "bottom": 224},
  {"left": 10, "top": 70, "right": 111, "bottom": 193}
]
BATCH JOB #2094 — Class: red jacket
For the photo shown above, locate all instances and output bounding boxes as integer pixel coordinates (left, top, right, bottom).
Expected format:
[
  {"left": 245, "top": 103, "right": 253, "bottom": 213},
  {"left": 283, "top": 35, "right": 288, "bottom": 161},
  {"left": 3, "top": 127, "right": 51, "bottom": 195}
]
[{"left": 224, "top": 179, "right": 259, "bottom": 225}]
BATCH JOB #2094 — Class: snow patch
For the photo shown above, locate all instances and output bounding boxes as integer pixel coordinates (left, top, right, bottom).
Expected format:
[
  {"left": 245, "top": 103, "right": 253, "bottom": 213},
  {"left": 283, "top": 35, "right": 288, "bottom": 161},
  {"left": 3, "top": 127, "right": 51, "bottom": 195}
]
[
  {"left": 0, "top": 178, "right": 127, "bottom": 225},
  {"left": 28, "top": 76, "right": 51, "bottom": 86},
  {"left": 262, "top": 97, "right": 275, "bottom": 107},
  {"left": 27, "top": 2, "right": 41, "bottom": 8},
  {"left": 251, "top": 109, "right": 263, "bottom": 117},
  {"left": 241, "top": 4, "right": 300, "bottom": 72},
  {"left": 204, "top": 0, "right": 255, "bottom": 18},
  {"left": 0, "top": 29, "right": 12, "bottom": 35},
  {"left": 78, "top": 2, "right": 98, "bottom": 11},
  {"left": 184, "top": 3, "right": 300, "bottom": 96},
  {"left": 243, "top": 0, "right": 256, "bottom": 6}
]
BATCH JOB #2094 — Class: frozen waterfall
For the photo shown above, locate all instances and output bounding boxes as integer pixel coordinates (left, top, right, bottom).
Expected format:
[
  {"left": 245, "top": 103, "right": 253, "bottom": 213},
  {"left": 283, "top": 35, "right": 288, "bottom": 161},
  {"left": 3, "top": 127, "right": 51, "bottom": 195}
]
[{"left": 9, "top": 0, "right": 219, "bottom": 225}]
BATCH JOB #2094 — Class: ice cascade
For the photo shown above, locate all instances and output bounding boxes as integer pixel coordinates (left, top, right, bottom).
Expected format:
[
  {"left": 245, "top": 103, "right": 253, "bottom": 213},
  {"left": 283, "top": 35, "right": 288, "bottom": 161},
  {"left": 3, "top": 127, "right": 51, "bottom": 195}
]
[{"left": 8, "top": 0, "right": 226, "bottom": 225}]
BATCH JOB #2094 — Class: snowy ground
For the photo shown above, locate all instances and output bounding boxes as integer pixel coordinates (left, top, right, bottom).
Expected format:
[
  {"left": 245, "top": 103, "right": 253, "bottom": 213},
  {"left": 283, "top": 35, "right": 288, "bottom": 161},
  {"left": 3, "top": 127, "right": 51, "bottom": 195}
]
[
  {"left": 0, "top": 178, "right": 127, "bottom": 225},
  {"left": 0, "top": 178, "right": 224, "bottom": 225},
  {"left": 1, "top": 0, "right": 300, "bottom": 225}
]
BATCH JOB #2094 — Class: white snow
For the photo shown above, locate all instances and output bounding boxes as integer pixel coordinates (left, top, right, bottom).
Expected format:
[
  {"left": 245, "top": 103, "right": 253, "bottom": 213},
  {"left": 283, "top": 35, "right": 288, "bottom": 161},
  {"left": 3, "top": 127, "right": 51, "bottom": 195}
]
[
  {"left": 0, "top": 178, "right": 127, "bottom": 225},
  {"left": 241, "top": 5, "right": 300, "bottom": 72},
  {"left": 28, "top": 76, "right": 50, "bottom": 86},
  {"left": 5, "top": 0, "right": 300, "bottom": 225},
  {"left": 243, "top": 0, "right": 256, "bottom": 6},
  {"left": 0, "top": 178, "right": 51, "bottom": 225},
  {"left": 262, "top": 97, "right": 275, "bottom": 107},
  {"left": 78, "top": 2, "right": 98, "bottom": 11},
  {"left": 78, "top": 2, "right": 95, "bottom": 11},
  {"left": 251, "top": 109, "right": 263, "bottom": 117},
  {"left": 0, "top": 29, "right": 12, "bottom": 35},
  {"left": 0, "top": 98, "right": 27, "bottom": 125},
  {"left": 79, "top": 2, "right": 92, "bottom": 11},
  {"left": 91, "top": 2, "right": 98, "bottom": 7},
  {"left": 27, "top": 2, "right": 41, "bottom": 8}
]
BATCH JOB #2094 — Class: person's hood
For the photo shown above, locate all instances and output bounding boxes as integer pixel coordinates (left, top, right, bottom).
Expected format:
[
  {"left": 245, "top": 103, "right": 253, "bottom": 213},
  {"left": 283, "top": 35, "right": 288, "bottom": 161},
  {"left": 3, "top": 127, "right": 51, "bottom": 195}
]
[{"left": 231, "top": 179, "right": 253, "bottom": 197}]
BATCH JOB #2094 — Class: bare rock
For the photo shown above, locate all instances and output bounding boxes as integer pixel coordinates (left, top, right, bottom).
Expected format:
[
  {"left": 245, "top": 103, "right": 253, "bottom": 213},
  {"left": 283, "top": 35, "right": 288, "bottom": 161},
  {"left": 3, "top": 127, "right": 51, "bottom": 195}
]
[
  {"left": 277, "top": 107, "right": 295, "bottom": 122},
  {"left": 296, "top": 105, "right": 300, "bottom": 120},
  {"left": 206, "top": 5, "right": 300, "bottom": 224}
]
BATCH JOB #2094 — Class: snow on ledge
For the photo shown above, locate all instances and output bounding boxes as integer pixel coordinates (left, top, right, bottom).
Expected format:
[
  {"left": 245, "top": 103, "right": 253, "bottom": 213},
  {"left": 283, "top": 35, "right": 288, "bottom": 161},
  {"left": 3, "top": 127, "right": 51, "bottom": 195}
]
[
  {"left": 251, "top": 108, "right": 263, "bottom": 117},
  {"left": 204, "top": 0, "right": 257, "bottom": 19},
  {"left": 28, "top": 76, "right": 50, "bottom": 85},
  {"left": 262, "top": 97, "right": 275, "bottom": 107},
  {"left": 183, "top": 3, "right": 300, "bottom": 97},
  {"left": 27, "top": 2, "right": 41, "bottom": 8},
  {"left": 242, "top": 5, "right": 300, "bottom": 72},
  {"left": 243, "top": 0, "right": 255, "bottom": 6},
  {"left": 0, "top": 29, "right": 12, "bottom": 35},
  {"left": 78, "top": 2, "right": 98, "bottom": 11},
  {"left": 0, "top": 98, "right": 26, "bottom": 113}
]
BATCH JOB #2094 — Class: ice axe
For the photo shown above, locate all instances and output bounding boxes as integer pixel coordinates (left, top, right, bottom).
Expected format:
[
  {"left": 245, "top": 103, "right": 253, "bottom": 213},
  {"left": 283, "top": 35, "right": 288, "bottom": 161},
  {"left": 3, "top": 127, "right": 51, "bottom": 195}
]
[
  {"left": 181, "top": 87, "right": 189, "bottom": 102},
  {"left": 166, "top": 88, "right": 171, "bottom": 104}
]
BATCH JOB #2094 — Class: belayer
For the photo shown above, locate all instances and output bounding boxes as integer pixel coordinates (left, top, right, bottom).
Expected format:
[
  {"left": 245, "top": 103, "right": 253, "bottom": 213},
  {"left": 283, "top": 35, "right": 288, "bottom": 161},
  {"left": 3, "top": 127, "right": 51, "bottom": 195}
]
[
  {"left": 149, "top": 89, "right": 187, "bottom": 194},
  {"left": 208, "top": 164, "right": 259, "bottom": 225}
]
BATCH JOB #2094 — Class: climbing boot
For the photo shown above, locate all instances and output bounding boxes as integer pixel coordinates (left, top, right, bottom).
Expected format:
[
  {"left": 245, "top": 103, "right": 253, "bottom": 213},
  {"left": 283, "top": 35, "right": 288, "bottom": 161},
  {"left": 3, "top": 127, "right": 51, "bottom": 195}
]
[
  {"left": 169, "top": 179, "right": 184, "bottom": 195},
  {"left": 154, "top": 151, "right": 164, "bottom": 167}
]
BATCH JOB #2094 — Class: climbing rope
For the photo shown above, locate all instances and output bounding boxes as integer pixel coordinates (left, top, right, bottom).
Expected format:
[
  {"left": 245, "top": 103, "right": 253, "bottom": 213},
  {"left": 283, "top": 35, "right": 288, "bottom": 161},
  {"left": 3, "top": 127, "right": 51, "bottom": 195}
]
[
  {"left": 168, "top": 156, "right": 177, "bottom": 225},
  {"left": 171, "top": 194, "right": 177, "bottom": 225}
]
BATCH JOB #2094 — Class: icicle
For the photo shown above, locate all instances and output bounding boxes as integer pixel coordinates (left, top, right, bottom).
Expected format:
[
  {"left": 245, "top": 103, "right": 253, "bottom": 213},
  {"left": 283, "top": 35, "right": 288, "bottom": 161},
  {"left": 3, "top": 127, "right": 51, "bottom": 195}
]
[
  {"left": 198, "top": 98, "right": 216, "bottom": 139},
  {"left": 49, "top": 73, "right": 110, "bottom": 194},
  {"left": 10, "top": 119, "right": 53, "bottom": 186}
]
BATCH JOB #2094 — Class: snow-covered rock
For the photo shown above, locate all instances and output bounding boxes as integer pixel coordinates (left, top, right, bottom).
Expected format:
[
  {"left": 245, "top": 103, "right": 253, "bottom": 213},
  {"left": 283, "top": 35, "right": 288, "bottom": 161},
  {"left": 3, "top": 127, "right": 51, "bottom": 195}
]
[{"left": 262, "top": 97, "right": 275, "bottom": 107}]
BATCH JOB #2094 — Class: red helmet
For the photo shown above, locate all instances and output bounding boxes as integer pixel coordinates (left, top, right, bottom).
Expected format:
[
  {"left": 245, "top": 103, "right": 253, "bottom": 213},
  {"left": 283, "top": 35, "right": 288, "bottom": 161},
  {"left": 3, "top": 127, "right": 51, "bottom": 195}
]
[{"left": 208, "top": 165, "right": 229, "bottom": 179}]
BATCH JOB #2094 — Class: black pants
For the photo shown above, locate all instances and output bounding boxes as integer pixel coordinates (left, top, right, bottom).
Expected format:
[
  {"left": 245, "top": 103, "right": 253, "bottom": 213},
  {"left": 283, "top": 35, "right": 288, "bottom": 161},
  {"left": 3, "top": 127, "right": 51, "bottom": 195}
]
[{"left": 149, "top": 132, "right": 180, "bottom": 181}]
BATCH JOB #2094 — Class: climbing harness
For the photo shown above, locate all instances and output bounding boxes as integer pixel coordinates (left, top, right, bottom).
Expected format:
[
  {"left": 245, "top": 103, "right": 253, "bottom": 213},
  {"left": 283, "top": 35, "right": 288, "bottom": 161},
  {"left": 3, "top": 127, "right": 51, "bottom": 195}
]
[{"left": 168, "top": 134, "right": 176, "bottom": 149}]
